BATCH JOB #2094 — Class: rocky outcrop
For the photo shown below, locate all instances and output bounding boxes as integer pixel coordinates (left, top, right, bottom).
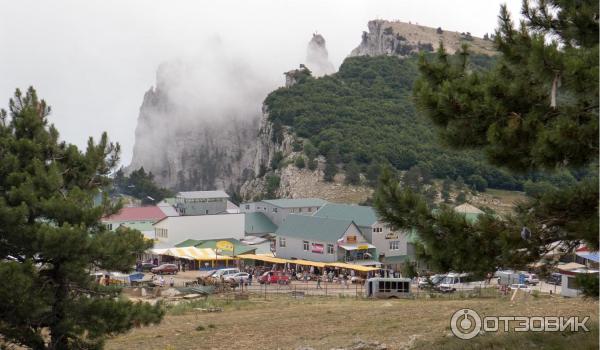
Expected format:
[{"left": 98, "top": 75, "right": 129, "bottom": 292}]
[
  {"left": 306, "top": 33, "right": 335, "bottom": 76},
  {"left": 350, "top": 20, "right": 495, "bottom": 57},
  {"left": 128, "top": 58, "right": 270, "bottom": 191}
]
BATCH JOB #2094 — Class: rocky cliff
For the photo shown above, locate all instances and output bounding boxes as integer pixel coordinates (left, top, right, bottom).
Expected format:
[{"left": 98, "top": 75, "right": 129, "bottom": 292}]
[
  {"left": 306, "top": 33, "right": 335, "bottom": 76},
  {"left": 128, "top": 57, "right": 270, "bottom": 192},
  {"left": 351, "top": 20, "right": 495, "bottom": 57}
]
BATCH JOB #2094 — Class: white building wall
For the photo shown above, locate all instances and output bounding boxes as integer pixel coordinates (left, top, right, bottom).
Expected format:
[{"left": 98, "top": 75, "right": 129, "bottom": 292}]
[
  {"left": 369, "top": 222, "right": 410, "bottom": 257},
  {"left": 153, "top": 213, "right": 245, "bottom": 247}
]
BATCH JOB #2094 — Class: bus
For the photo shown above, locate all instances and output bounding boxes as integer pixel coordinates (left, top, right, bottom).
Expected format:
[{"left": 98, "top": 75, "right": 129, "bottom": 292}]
[{"left": 366, "top": 277, "right": 412, "bottom": 299}]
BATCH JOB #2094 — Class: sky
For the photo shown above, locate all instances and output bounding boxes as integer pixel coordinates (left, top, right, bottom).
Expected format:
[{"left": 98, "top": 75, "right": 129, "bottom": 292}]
[{"left": 0, "top": 0, "right": 522, "bottom": 165}]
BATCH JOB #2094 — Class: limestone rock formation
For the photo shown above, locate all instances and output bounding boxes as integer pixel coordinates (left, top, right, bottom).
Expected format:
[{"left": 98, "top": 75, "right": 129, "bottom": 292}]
[
  {"left": 350, "top": 20, "right": 495, "bottom": 57},
  {"left": 306, "top": 33, "right": 335, "bottom": 76},
  {"left": 128, "top": 58, "right": 270, "bottom": 192}
]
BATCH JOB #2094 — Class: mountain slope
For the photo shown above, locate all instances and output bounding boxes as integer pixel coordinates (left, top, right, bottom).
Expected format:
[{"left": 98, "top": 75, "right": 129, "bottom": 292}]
[{"left": 262, "top": 54, "right": 523, "bottom": 190}]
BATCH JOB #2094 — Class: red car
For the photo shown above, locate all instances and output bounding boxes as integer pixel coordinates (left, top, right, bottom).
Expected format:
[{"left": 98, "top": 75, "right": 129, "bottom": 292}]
[
  {"left": 258, "top": 271, "right": 290, "bottom": 285},
  {"left": 151, "top": 264, "right": 178, "bottom": 275}
]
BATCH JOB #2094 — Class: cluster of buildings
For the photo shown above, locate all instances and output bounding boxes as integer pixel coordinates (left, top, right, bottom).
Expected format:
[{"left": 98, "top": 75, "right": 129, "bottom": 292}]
[{"left": 102, "top": 191, "right": 425, "bottom": 271}]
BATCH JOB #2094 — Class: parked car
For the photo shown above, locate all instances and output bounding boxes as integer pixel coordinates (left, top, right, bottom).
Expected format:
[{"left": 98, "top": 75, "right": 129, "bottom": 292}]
[
  {"left": 225, "top": 272, "right": 250, "bottom": 284},
  {"left": 509, "top": 283, "right": 532, "bottom": 293},
  {"left": 523, "top": 273, "right": 539, "bottom": 286},
  {"left": 418, "top": 274, "right": 446, "bottom": 290},
  {"left": 258, "top": 271, "right": 290, "bottom": 285},
  {"left": 211, "top": 268, "right": 240, "bottom": 280},
  {"left": 151, "top": 264, "right": 178, "bottom": 275}
]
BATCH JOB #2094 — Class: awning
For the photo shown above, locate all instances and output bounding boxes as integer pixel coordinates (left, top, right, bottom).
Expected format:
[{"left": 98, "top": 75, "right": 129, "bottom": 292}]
[
  {"left": 339, "top": 243, "right": 376, "bottom": 251},
  {"left": 164, "top": 247, "right": 235, "bottom": 261},
  {"left": 149, "top": 248, "right": 169, "bottom": 255},
  {"left": 326, "top": 262, "right": 380, "bottom": 272},
  {"left": 287, "top": 259, "right": 326, "bottom": 268},
  {"left": 237, "top": 253, "right": 288, "bottom": 264},
  {"left": 556, "top": 262, "right": 586, "bottom": 272}
]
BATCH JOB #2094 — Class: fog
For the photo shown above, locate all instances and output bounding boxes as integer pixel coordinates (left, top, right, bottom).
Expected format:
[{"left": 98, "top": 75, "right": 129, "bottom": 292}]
[{"left": 0, "top": 0, "right": 522, "bottom": 165}]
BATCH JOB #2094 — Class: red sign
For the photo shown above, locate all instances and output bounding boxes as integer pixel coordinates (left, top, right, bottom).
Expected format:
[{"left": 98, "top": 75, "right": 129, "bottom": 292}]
[{"left": 312, "top": 243, "right": 324, "bottom": 254}]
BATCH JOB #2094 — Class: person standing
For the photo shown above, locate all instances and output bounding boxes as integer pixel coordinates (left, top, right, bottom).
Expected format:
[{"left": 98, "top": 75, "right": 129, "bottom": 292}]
[
  {"left": 316, "top": 274, "right": 322, "bottom": 289},
  {"left": 169, "top": 277, "right": 174, "bottom": 288},
  {"left": 248, "top": 272, "right": 253, "bottom": 286}
]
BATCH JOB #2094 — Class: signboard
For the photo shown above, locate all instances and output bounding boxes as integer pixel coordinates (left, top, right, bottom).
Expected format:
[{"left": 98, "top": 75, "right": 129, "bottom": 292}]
[
  {"left": 216, "top": 240, "right": 234, "bottom": 252},
  {"left": 346, "top": 236, "right": 357, "bottom": 244},
  {"left": 384, "top": 232, "right": 399, "bottom": 240},
  {"left": 312, "top": 243, "right": 324, "bottom": 254},
  {"left": 358, "top": 244, "right": 369, "bottom": 250}
]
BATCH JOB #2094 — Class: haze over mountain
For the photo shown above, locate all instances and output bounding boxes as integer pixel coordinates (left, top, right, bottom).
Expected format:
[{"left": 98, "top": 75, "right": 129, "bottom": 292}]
[{"left": 0, "top": 1, "right": 522, "bottom": 166}]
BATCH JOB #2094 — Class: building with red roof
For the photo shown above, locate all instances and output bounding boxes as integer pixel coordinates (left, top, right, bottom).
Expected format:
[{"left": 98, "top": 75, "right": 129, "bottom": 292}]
[{"left": 102, "top": 206, "right": 168, "bottom": 233}]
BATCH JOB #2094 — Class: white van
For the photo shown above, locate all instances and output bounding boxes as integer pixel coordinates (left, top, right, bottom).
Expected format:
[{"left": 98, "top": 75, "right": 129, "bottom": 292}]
[
  {"left": 211, "top": 268, "right": 240, "bottom": 279},
  {"left": 438, "top": 273, "right": 485, "bottom": 293}
]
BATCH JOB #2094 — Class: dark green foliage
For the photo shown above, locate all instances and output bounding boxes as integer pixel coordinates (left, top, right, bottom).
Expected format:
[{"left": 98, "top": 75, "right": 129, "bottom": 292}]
[
  {"left": 294, "top": 156, "right": 305, "bottom": 169},
  {"left": 264, "top": 174, "right": 280, "bottom": 199},
  {"left": 307, "top": 158, "right": 318, "bottom": 171},
  {"left": 575, "top": 274, "right": 599, "bottom": 299},
  {"left": 467, "top": 174, "right": 488, "bottom": 192},
  {"left": 366, "top": 163, "right": 382, "bottom": 187},
  {"left": 0, "top": 88, "right": 163, "bottom": 349},
  {"left": 523, "top": 180, "right": 556, "bottom": 198},
  {"left": 271, "top": 120, "right": 284, "bottom": 144},
  {"left": 401, "top": 260, "right": 418, "bottom": 278},
  {"left": 264, "top": 53, "right": 532, "bottom": 191},
  {"left": 344, "top": 161, "right": 361, "bottom": 185},
  {"left": 323, "top": 148, "right": 338, "bottom": 182},
  {"left": 377, "top": 1, "right": 599, "bottom": 275},
  {"left": 455, "top": 192, "right": 467, "bottom": 204},
  {"left": 113, "top": 167, "right": 173, "bottom": 204},
  {"left": 414, "top": 3, "right": 598, "bottom": 172},
  {"left": 291, "top": 139, "right": 303, "bottom": 152},
  {"left": 270, "top": 151, "right": 284, "bottom": 170}
]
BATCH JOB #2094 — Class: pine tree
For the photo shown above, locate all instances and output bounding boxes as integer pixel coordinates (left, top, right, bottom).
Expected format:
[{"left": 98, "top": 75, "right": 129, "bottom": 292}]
[
  {"left": 344, "top": 161, "right": 361, "bottom": 185},
  {"left": 376, "top": 1, "right": 599, "bottom": 278},
  {"left": 0, "top": 88, "right": 163, "bottom": 349},
  {"left": 323, "top": 148, "right": 338, "bottom": 182}
]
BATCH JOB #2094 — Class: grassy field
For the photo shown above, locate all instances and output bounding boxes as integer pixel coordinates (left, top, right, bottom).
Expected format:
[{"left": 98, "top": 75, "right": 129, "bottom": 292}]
[{"left": 106, "top": 295, "right": 598, "bottom": 350}]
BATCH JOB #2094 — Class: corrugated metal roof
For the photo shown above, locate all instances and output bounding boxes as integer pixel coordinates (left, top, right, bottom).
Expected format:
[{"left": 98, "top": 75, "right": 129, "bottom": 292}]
[
  {"left": 313, "top": 203, "right": 378, "bottom": 227},
  {"left": 276, "top": 214, "right": 354, "bottom": 242},
  {"left": 176, "top": 190, "right": 229, "bottom": 199},
  {"left": 102, "top": 206, "right": 166, "bottom": 222},
  {"left": 245, "top": 212, "right": 278, "bottom": 234},
  {"left": 261, "top": 198, "right": 327, "bottom": 208}
]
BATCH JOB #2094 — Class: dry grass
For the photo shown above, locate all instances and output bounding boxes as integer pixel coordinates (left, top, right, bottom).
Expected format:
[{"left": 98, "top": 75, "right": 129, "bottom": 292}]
[{"left": 106, "top": 295, "right": 598, "bottom": 350}]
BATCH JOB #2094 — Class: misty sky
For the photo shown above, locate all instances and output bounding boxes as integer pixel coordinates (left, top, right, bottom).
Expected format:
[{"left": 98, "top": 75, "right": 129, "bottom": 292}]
[{"left": 1, "top": 0, "right": 522, "bottom": 165}]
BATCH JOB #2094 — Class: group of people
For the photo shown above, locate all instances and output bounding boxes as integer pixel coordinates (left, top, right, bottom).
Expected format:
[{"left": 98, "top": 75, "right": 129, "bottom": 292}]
[{"left": 151, "top": 274, "right": 175, "bottom": 288}]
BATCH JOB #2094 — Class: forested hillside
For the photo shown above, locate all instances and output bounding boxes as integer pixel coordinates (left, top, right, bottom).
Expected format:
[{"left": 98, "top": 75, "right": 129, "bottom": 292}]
[{"left": 264, "top": 54, "right": 530, "bottom": 190}]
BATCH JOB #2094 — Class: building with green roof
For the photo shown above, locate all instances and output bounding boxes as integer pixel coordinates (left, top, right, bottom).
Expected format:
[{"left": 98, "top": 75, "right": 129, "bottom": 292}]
[
  {"left": 240, "top": 198, "right": 328, "bottom": 227},
  {"left": 244, "top": 212, "right": 278, "bottom": 237},
  {"left": 313, "top": 203, "right": 414, "bottom": 269},
  {"left": 275, "top": 214, "right": 377, "bottom": 264}
]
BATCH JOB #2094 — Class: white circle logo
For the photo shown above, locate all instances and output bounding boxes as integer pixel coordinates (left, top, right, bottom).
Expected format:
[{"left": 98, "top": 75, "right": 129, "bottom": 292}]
[{"left": 450, "top": 308, "right": 482, "bottom": 340}]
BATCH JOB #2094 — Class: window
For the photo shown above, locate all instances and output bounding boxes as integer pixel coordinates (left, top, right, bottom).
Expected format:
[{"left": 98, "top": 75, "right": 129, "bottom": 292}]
[
  {"left": 299, "top": 208, "right": 303, "bottom": 213},
  {"left": 373, "top": 227, "right": 383, "bottom": 233},
  {"left": 389, "top": 241, "right": 400, "bottom": 250},
  {"left": 567, "top": 276, "right": 578, "bottom": 290},
  {"left": 106, "top": 223, "right": 113, "bottom": 230},
  {"left": 273, "top": 208, "right": 278, "bottom": 213},
  {"left": 156, "top": 228, "right": 168, "bottom": 238},
  {"left": 279, "top": 237, "right": 286, "bottom": 247},
  {"left": 245, "top": 204, "right": 250, "bottom": 210},
  {"left": 291, "top": 208, "right": 296, "bottom": 213},
  {"left": 327, "top": 244, "right": 334, "bottom": 254},
  {"left": 308, "top": 207, "right": 312, "bottom": 212},
  {"left": 205, "top": 210, "right": 209, "bottom": 214},
  {"left": 303, "top": 241, "right": 309, "bottom": 251}
]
